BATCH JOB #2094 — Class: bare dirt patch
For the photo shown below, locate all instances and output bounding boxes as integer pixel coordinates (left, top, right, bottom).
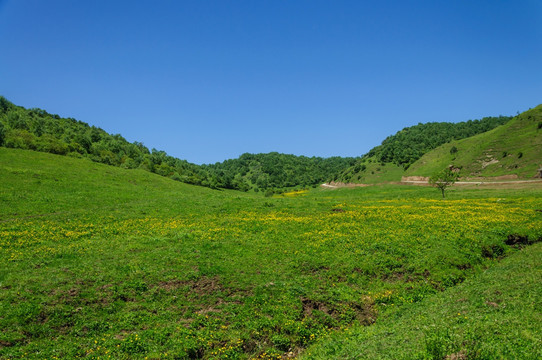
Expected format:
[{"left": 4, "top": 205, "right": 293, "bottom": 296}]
[
  {"left": 401, "top": 176, "right": 429, "bottom": 182},
  {"left": 156, "top": 279, "right": 187, "bottom": 292},
  {"left": 300, "top": 297, "right": 376, "bottom": 326},
  {"left": 481, "top": 158, "right": 499, "bottom": 169}
]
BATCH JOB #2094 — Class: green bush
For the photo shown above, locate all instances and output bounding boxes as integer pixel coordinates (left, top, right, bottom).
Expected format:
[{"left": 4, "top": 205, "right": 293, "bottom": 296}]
[
  {"left": 4, "top": 129, "right": 37, "bottom": 150},
  {"left": 36, "top": 134, "right": 69, "bottom": 155}
]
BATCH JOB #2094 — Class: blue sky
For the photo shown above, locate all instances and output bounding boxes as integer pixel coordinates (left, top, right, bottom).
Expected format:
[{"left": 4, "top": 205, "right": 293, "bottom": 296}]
[{"left": 1, "top": 1, "right": 541, "bottom": 164}]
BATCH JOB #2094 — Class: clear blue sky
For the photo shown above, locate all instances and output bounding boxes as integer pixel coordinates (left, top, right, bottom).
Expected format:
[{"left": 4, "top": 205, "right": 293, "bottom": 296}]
[{"left": 1, "top": 1, "right": 541, "bottom": 164}]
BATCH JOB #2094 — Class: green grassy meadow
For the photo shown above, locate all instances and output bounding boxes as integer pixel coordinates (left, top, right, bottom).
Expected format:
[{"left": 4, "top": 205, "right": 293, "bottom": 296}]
[{"left": 1, "top": 148, "right": 542, "bottom": 359}]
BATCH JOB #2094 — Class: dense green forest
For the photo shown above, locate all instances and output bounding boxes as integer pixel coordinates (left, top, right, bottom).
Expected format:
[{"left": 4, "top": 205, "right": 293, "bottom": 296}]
[
  {"left": 203, "top": 153, "right": 357, "bottom": 193},
  {"left": 0, "top": 97, "right": 355, "bottom": 192}
]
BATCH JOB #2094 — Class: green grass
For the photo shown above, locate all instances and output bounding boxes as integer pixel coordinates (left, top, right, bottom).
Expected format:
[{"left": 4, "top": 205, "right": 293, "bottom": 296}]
[
  {"left": 339, "top": 105, "right": 541, "bottom": 183},
  {"left": 1, "top": 148, "right": 542, "bottom": 359},
  {"left": 303, "top": 242, "right": 542, "bottom": 359},
  {"left": 336, "top": 160, "right": 405, "bottom": 184},
  {"left": 406, "top": 105, "right": 542, "bottom": 179}
]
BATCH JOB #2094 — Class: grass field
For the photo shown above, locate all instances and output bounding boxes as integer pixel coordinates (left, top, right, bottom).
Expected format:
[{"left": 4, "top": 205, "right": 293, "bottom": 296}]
[{"left": 1, "top": 148, "right": 541, "bottom": 359}]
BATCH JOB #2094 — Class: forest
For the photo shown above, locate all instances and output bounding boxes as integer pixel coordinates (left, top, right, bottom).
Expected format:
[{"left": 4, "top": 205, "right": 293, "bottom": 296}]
[{"left": 203, "top": 153, "right": 357, "bottom": 193}]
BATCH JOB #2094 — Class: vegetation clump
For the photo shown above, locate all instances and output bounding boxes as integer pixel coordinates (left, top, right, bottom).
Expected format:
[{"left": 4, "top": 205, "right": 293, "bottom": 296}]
[{"left": 429, "top": 167, "right": 460, "bottom": 198}]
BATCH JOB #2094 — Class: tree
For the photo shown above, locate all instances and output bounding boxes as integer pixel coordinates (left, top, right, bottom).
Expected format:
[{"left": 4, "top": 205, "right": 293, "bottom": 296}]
[{"left": 429, "top": 167, "right": 459, "bottom": 199}]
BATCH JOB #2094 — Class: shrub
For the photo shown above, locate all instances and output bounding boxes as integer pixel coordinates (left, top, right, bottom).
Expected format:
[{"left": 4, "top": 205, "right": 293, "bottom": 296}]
[
  {"left": 36, "top": 134, "right": 69, "bottom": 155},
  {"left": 170, "top": 172, "right": 183, "bottom": 182},
  {"left": 4, "top": 129, "right": 37, "bottom": 150}
]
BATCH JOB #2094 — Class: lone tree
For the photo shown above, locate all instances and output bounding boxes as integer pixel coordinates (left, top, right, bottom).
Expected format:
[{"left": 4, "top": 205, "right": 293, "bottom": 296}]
[{"left": 429, "top": 167, "right": 459, "bottom": 198}]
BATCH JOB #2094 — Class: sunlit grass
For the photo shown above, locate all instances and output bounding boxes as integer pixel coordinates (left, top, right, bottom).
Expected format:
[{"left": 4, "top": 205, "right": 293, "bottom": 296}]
[{"left": 1, "top": 148, "right": 541, "bottom": 359}]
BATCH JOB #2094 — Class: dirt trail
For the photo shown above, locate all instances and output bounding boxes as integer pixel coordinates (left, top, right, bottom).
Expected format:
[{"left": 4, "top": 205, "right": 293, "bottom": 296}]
[
  {"left": 321, "top": 179, "right": 542, "bottom": 189},
  {"left": 401, "top": 179, "right": 542, "bottom": 185},
  {"left": 321, "top": 182, "right": 372, "bottom": 189}
]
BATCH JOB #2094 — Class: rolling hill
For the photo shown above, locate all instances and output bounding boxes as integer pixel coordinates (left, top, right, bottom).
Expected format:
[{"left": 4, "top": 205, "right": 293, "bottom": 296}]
[
  {"left": 337, "top": 106, "right": 541, "bottom": 184},
  {"left": 405, "top": 104, "right": 542, "bottom": 179},
  {"left": 0, "top": 96, "right": 356, "bottom": 192}
]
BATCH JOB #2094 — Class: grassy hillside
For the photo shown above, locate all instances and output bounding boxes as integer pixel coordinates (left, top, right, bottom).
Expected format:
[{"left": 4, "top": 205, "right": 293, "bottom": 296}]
[
  {"left": 406, "top": 105, "right": 542, "bottom": 179},
  {"left": 336, "top": 115, "right": 512, "bottom": 183},
  {"left": 304, "top": 241, "right": 542, "bottom": 359},
  {"left": 333, "top": 161, "right": 405, "bottom": 184},
  {"left": 0, "top": 97, "right": 355, "bottom": 192},
  {"left": 1, "top": 148, "right": 541, "bottom": 359},
  {"left": 0, "top": 97, "right": 211, "bottom": 187}
]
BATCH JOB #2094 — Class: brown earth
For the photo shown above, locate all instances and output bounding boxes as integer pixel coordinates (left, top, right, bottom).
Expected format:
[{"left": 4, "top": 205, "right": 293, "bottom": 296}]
[{"left": 322, "top": 177, "right": 542, "bottom": 190}]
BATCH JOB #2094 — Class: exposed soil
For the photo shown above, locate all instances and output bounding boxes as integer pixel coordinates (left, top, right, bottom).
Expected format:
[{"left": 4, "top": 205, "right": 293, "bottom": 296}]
[
  {"left": 505, "top": 234, "right": 532, "bottom": 247},
  {"left": 321, "top": 181, "right": 372, "bottom": 189},
  {"left": 300, "top": 297, "right": 376, "bottom": 326},
  {"left": 322, "top": 178, "right": 542, "bottom": 189}
]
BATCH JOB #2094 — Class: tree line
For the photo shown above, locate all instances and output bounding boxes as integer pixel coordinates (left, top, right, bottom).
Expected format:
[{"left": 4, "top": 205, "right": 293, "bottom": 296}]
[
  {"left": 0, "top": 96, "right": 212, "bottom": 186},
  {"left": 203, "top": 152, "right": 357, "bottom": 194},
  {"left": 0, "top": 97, "right": 355, "bottom": 192},
  {"left": 366, "top": 117, "right": 512, "bottom": 168},
  {"left": 335, "top": 115, "right": 512, "bottom": 182},
  {"left": 1, "top": 96, "right": 510, "bottom": 191}
]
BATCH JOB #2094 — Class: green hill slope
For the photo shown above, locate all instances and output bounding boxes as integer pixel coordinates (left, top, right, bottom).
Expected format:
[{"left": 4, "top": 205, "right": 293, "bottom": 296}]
[
  {"left": 0, "top": 96, "right": 210, "bottom": 186},
  {"left": 336, "top": 115, "right": 512, "bottom": 183},
  {"left": 0, "top": 147, "right": 232, "bottom": 220},
  {"left": 304, "top": 241, "right": 542, "bottom": 359},
  {"left": 405, "top": 105, "right": 542, "bottom": 179},
  {"left": 0, "top": 97, "right": 356, "bottom": 192}
]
